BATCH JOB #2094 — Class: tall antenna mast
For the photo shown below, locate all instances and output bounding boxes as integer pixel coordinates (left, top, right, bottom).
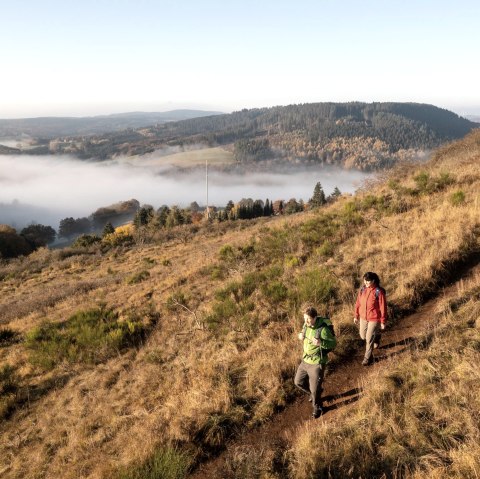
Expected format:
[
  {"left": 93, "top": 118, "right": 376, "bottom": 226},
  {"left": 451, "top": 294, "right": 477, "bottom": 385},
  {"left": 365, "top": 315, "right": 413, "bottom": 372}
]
[{"left": 205, "top": 158, "right": 209, "bottom": 219}]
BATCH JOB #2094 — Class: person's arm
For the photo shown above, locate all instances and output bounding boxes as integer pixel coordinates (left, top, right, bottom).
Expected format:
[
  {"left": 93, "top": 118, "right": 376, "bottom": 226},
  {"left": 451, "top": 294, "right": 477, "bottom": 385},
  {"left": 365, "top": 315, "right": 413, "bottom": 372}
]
[
  {"left": 298, "top": 323, "right": 307, "bottom": 340},
  {"left": 354, "top": 290, "right": 361, "bottom": 323},
  {"left": 379, "top": 290, "right": 387, "bottom": 329}
]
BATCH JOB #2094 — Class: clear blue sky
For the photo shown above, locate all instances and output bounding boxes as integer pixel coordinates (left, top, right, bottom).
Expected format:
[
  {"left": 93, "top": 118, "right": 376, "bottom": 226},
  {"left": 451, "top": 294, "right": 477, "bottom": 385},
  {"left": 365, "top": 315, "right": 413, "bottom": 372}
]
[{"left": 1, "top": 0, "right": 479, "bottom": 118}]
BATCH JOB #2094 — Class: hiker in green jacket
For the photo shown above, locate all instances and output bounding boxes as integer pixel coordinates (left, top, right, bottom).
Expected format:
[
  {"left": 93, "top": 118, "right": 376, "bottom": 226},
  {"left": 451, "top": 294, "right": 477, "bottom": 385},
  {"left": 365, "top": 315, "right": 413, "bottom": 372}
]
[{"left": 294, "top": 306, "right": 337, "bottom": 418}]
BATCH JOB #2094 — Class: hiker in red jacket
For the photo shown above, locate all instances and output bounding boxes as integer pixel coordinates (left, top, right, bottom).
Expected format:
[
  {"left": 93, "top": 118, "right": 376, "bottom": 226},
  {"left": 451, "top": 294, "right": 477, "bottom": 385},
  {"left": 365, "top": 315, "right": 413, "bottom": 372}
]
[{"left": 354, "top": 272, "right": 387, "bottom": 366}]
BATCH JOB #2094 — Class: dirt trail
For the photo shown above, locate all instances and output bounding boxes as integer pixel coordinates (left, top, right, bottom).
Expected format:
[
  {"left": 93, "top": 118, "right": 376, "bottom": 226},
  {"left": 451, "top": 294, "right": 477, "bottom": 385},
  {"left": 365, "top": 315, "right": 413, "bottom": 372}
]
[{"left": 190, "top": 262, "right": 480, "bottom": 478}]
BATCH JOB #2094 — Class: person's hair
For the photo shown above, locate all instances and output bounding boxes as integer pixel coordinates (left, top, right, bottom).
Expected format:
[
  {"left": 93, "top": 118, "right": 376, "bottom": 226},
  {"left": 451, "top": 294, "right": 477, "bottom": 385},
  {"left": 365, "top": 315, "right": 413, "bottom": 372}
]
[
  {"left": 363, "top": 271, "right": 380, "bottom": 286},
  {"left": 303, "top": 306, "right": 317, "bottom": 318}
]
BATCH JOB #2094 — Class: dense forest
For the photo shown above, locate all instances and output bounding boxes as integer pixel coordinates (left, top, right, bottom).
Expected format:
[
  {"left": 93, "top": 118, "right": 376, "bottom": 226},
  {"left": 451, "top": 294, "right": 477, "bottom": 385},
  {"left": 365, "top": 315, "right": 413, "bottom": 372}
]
[{"left": 3, "top": 102, "right": 476, "bottom": 171}]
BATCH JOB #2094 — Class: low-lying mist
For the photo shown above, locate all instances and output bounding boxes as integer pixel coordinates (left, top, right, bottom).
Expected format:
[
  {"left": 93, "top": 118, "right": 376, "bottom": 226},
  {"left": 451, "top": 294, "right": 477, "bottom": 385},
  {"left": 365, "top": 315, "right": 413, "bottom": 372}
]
[{"left": 0, "top": 154, "right": 371, "bottom": 230}]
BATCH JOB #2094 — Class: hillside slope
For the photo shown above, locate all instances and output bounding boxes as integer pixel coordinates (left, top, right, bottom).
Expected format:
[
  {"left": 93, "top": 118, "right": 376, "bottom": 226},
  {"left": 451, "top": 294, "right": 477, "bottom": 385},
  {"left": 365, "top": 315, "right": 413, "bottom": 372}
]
[{"left": 0, "top": 130, "right": 479, "bottom": 478}]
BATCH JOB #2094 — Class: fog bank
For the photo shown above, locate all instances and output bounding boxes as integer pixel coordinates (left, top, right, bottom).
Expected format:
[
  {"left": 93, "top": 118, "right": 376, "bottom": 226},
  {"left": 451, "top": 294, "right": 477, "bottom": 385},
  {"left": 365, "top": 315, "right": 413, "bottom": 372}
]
[{"left": 0, "top": 155, "right": 371, "bottom": 229}]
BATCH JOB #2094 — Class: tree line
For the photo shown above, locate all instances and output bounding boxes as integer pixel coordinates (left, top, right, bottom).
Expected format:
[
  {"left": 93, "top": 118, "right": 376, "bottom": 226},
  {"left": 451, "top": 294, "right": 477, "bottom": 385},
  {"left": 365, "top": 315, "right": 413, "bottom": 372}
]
[{"left": 0, "top": 183, "right": 341, "bottom": 259}]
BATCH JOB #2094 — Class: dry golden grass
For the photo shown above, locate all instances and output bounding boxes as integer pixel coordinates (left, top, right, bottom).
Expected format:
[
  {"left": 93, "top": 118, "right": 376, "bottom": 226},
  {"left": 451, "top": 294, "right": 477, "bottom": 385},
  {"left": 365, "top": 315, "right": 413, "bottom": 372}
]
[
  {"left": 0, "top": 130, "right": 479, "bottom": 478},
  {"left": 289, "top": 272, "right": 480, "bottom": 479}
]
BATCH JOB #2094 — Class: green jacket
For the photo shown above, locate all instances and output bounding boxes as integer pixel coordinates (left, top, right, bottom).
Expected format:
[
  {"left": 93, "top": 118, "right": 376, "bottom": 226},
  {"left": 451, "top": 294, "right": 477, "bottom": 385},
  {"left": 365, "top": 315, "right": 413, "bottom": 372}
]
[{"left": 302, "top": 316, "right": 336, "bottom": 365}]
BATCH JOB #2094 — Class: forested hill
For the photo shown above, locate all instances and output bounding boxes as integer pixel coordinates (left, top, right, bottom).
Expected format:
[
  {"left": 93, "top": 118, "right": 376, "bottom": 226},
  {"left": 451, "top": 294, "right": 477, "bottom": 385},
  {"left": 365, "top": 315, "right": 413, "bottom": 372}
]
[
  {"left": 150, "top": 102, "right": 474, "bottom": 148},
  {"left": 0, "top": 109, "right": 223, "bottom": 138},
  {"left": 7, "top": 103, "right": 477, "bottom": 171}
]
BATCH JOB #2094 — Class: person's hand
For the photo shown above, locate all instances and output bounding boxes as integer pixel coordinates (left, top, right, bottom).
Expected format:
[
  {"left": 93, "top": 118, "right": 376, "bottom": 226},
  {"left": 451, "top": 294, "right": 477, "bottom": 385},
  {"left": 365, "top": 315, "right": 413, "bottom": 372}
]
[
  {"left": 380, "top": 323, "right": 386, "bottom": 330},
  {"left": 312, "top": 338, "right": 320, "bottom": 346},
  {"left": 298, "top": 332, "right": 304, "bottom": 340},
  {"left": 353, "top": 317, "right": 358, "bottom": 325}
]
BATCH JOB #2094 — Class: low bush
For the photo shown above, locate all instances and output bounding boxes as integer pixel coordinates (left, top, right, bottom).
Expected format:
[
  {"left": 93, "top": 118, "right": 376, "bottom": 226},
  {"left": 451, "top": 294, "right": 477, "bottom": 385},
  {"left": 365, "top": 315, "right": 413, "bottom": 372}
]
[
  {"left": 291, "top": 267, "right": 336, "bottom": 308},
  {"left": 450, "top": 190, "right": 466, "bottom": 206},
  {"left": 25, "top": 307, "right": 149, "bottom": 369},
  {"left": 115, "top": 446, "right": 192, "bottom": 479},
  {"left": 72, "top": 234, "right": 101, "bottom": 248},
  {"left": 127, "top": 270, "right": 151, "bottom": 284}
]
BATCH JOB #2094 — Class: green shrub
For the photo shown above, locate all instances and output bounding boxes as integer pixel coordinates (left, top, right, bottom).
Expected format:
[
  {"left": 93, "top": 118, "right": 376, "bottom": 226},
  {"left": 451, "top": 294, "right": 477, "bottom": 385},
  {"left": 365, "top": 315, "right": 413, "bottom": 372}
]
[
  {"left": 143, "top": 257, "right": 156, "bottom": 266},
  {"left": 285, "top": 255, "right": 301, "bottom": 268},
  {"left": 341, "top": 201, "right": 364, "bottom": 226},
  {"left": 116, "top": 446, "right": 192, "bottom": 479},
  {"left": 166, "top": 292, "right": 189, "bottom": 312},
  {"left": 102, "top": 232, "right": 134, "bottom": 247},
  {"left": 209, "top": 264, "right": 227, "bottom": 280},
  {"left": 127, "top": 270, "right": 151, "bottom": 284},
  {"left": 450, "top": 190, "right": 466, "bottom": 206},
  {"left": 25, "top": 307, "right": 148, "bottom": 369},
  {"left": 414, "top": 171, "right": 430, "bottom": 192},
  {"left": 414, "top": 170, "right": 455, "bottom": 194},
  {"left": 218, "top": 244, "right": 235, "bottom": 262},
  {"left": 258, "top": 228, "right": 293, "bottom": 260},
  {"left": 435, "top": 171, "right": 455, "bottom": 190},
  {"left": 72, "top": 234, "right": 101, "bottom": 248},
  {"left": 292, "top": 267, "right": 336, "bottom": 307},
  {"left": 316, "top": 240, "right": 334, "bottom": 257},
  {"left": 300, "top": 215, "right": 339, "bottom": 248},
  {"left": 261, "top": 281, "right": 288, "bottom": 308},
  {"left": 240, "top": 272, "right": 260, "bottom": 299}
]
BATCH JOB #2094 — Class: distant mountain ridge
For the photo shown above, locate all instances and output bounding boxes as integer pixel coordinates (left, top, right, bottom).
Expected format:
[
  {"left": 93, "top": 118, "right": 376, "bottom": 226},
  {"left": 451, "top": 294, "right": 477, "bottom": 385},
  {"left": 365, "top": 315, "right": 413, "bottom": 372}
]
[
  {"left": 2, "top": 102, "right": 477, "bottom": 171},
  {"left": 0, "top": 110, "right": 224, "bottom": 139}
]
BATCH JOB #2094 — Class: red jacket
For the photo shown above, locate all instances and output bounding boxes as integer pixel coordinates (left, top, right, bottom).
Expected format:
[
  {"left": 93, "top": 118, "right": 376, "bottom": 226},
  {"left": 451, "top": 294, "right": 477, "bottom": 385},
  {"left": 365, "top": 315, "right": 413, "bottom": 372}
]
[{"left": 355, "top": 285, "right": 387, "bottom": 324}]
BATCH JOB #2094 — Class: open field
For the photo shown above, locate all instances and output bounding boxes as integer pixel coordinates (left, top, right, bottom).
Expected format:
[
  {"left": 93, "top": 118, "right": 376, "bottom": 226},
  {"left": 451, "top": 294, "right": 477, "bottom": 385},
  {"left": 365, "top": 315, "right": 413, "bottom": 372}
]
[{"left": 131, "top": 146, "right": 235, "bottom": 167}]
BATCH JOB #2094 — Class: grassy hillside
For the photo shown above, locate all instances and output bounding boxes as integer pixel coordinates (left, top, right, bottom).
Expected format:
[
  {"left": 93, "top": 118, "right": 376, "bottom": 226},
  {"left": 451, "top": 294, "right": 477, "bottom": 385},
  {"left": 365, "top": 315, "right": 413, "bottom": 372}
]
[{"left": 0, "top": 130, "right": 479, "bottom": 478}]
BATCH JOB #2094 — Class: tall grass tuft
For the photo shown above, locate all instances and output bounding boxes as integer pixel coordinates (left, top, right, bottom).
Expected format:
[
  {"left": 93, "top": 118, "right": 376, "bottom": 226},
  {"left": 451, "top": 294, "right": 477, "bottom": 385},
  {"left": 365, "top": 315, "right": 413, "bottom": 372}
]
[
  {"left": 25, "top": 307, "right": 149, "bottom": 369},
  {"left": 116, "top": 447, "right": 192, "bottom": 479}
]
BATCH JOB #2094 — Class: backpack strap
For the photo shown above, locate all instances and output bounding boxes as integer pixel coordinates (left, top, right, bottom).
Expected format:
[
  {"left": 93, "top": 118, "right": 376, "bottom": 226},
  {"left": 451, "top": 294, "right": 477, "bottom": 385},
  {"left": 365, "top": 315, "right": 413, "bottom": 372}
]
[{"left": 361, "top": 285, "right": 381, "bottom": 298}]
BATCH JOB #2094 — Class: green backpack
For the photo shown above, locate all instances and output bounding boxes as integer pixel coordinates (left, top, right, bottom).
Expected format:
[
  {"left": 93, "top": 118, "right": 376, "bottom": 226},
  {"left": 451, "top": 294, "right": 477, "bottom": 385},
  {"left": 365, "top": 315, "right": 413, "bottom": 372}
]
[{"left": 303, "top": 316, "right": 337, "bottom": 354}]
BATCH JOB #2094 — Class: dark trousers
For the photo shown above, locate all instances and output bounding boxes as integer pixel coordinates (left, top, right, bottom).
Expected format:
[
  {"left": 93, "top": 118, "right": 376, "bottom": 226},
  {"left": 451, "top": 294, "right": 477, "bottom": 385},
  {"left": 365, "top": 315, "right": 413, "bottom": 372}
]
[{"left": 294, "top": 361, "right": 325, "bottom": 410}]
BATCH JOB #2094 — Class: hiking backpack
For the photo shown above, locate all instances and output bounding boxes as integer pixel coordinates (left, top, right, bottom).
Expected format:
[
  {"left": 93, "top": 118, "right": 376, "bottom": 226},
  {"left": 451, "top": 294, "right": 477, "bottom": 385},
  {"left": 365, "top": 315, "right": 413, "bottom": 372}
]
[{"left": 302, "top": 317, "right": 337, "bottom": 354}]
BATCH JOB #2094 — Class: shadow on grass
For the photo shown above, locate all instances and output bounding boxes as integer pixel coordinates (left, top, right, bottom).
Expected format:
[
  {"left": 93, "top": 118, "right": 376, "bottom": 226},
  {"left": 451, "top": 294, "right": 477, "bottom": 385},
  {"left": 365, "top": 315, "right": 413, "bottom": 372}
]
[{"left": 322, "top": 387, "right": 363, "bottom": 414}]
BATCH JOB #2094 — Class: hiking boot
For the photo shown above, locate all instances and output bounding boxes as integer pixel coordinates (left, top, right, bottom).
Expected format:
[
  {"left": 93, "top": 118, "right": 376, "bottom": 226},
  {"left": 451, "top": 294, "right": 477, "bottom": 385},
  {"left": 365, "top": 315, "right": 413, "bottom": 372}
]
[
  {"left": 312, "top": 406, "right": 323, "bottom": 419},
  {"left": 362, "top": 357, "right": 374, "bottom": 366},
  {"left": 373, "top": 336, "right": 381, "bottom": 349}
]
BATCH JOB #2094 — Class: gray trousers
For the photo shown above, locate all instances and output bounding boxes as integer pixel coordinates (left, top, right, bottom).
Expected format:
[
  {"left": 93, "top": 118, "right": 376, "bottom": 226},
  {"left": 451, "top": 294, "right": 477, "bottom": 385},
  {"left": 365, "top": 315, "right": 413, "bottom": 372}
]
[
  {"left": 359, "top": 319, "right": 380, "bottom": 360},
  {"left": 294, "top": 361, "right": 325, "bottom": 410}
]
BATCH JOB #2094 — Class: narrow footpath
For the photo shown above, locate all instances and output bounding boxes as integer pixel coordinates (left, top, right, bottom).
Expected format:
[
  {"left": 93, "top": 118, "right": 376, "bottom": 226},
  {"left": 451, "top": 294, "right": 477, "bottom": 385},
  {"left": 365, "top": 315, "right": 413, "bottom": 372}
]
[{"left": 190, "top": 262, "right": 480, "bottom": 479}]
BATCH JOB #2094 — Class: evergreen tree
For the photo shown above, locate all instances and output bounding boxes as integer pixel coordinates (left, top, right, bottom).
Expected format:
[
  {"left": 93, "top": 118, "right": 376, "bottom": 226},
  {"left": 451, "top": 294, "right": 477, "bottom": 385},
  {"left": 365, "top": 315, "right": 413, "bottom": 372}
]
[
  {"left": 102, "top": 222, "right": 115, "bottom": 237},
  {"left": 310, "top": 182, "right": 326, "bottom": 207},
  {"left": 264, "top": 199, "right": 271, "bottom": 216},
  {"left": 328, "top": 186, "right": 342, "bottom": 202},
  {"left": 58, "top": 217, "right": 91, "bottom": 238},
  {"left": 225, "top": 200, "right": 235, "bottom": 217},
  {"left": 157, "top": 206, "right": 170, "bottom": 227},
  {"left": 253, "top": 199, "right": 264, "bottom": 218},
  {"left": 20, "top": 224, "right": 56, "bottom": 247},
  {"left": 189, "top": 201, "right": 200, "bottom": 212},
  {"left": 133, "top": 205, "right": 154, "bottom": 228}
]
